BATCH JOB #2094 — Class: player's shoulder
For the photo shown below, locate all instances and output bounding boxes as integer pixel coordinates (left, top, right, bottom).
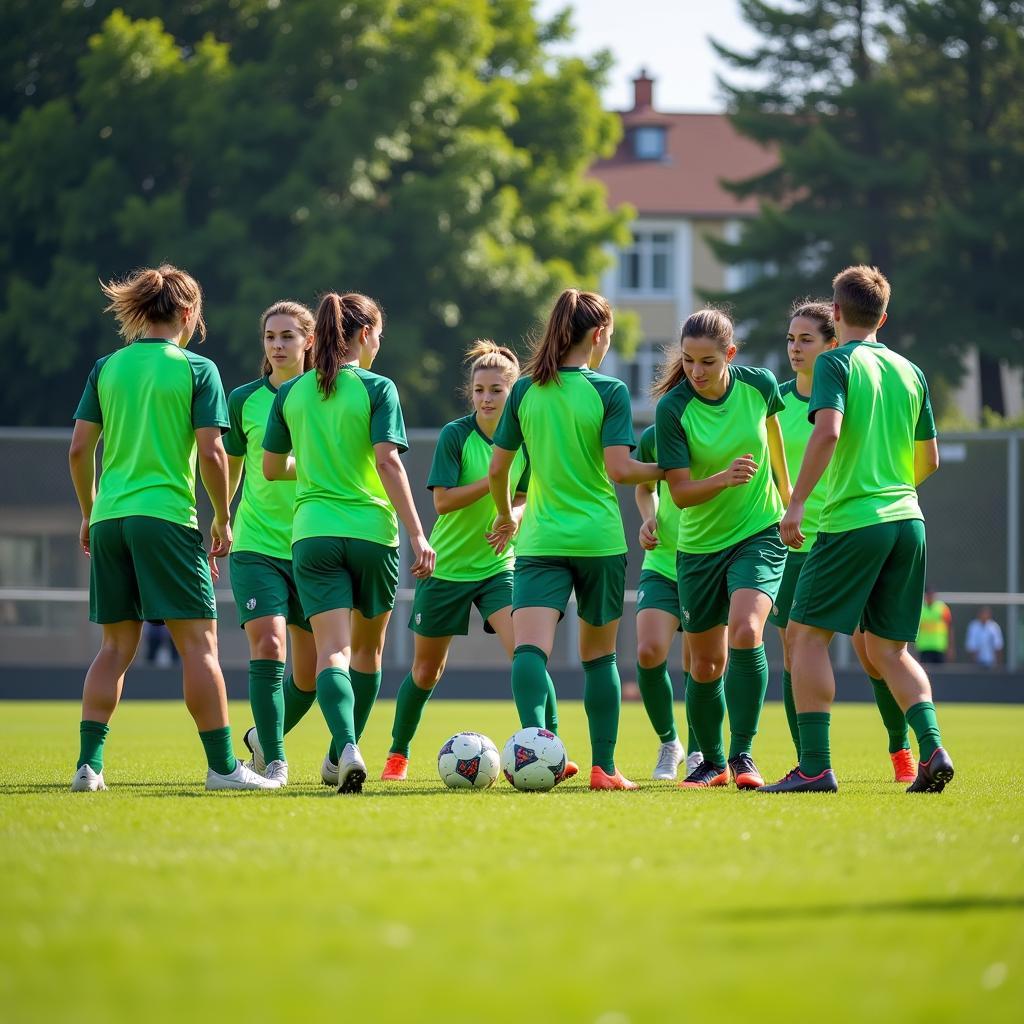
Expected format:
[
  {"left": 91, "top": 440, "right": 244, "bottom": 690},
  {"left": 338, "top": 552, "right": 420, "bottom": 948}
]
[
  {"left": 778, "top": 377, "right": 799, "bottom": 399},
  {"left": 733, "top": 363, "right": 779, "bottom": 388},
  {"left": 179, "top": 346, "right": 219, "bottom": 374},
  {"left": 228, "top": 376, "right": 268, "bottom": 406},
  {"left": 438, "top": 414, "right": 476, "bottom": 445},
  {"left": 640, "top": 422, "right": 657, "bottom": 446},
  {"left": 655, "top": 377, "right": 693, "bottom": 416},
  {"left": 580, "top": 367, "right": 628, "bottom": 396}
]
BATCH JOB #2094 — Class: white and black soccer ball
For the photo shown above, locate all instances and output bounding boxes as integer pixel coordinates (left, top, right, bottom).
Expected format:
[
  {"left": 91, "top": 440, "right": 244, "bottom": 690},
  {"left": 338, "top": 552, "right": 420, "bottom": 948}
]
[
  {"left": 437, "top": 732, "right": 500, "bottom": 790},
  {"left": 501, "top": 727, "right": 566, "bottom": 792}
]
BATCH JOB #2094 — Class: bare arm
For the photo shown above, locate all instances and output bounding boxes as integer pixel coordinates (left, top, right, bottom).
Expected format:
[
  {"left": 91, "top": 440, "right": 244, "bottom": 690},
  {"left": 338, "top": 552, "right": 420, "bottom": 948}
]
[
  {"left": 375, "top": 442, "right": 435, "bottom": 578},
  {"left": 914, "top": 438, "right": 940, "bottom": 486},
  {"left": 263, "top": 450, "right": 296, "bottom": 481},
  {"left": 604, "top": 445, "right": 663, "bottom": 486},
  {"left": 196, "top": 427, "right": 232, "bottom": 557},
  {"left": 766, "top": 415, "right": 792, "bottom": 505},
  {"left": 228, "top": 454, "right": 244, "bottom": 502},
  {"left": 69, "top": 420, "right": 102, "bottom": 554},
  {"left": 433, "top": 476, "right": 491, "bottom": 516},
  {"left": 488, "top": 446, "right": 516, "bottom": 520},
  {"left": 780, "top": 409, "right": 842, "bottom": 548},
  {"left": 666, "top": 456, "right": 757, "bottom": 510}
]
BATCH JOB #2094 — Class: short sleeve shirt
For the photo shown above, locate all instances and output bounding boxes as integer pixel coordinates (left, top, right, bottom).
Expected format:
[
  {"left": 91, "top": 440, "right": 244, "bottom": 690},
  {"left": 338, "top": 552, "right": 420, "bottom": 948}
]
[
  {"left": 637, "top": 425, "right": 680, "bottom": 579},
  {"left": 655, "top": 364, "right": 785, "bottom": 555},
  {"left": 775, "top": 378, "right": 825, "bottom": 552},
  {"left": 493, "top": 367, "right": 634, "bottom": 557},
  {"left": 263, "top": 366, "right": 407, "bottom": 547},
  {"left": 73, "top": 338, "right": 228, "bottom": 529}
]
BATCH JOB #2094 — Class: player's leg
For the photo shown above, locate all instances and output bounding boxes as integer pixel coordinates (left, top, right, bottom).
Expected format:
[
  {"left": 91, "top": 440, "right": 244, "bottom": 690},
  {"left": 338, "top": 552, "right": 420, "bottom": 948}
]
[
  {"left": 769, "top": 550, "right": 806, "bottom": 761},
  {"left": 777, "top": 625, "right": 800, "bottom": 759},
  {"left": 241, "top": 614, "right": 288, "bottom": 780},
  {"left": 636, "top": 605, "right": 685, "bottom": 779},
  {"left": 678, "top": 624, "right": 729, "bottom": 787},
  {"left": 679, "top": 633, "right": 703, "bottom": 775},
  {"left": 350, "top": 608, "right": 390, "bottom": 740}
]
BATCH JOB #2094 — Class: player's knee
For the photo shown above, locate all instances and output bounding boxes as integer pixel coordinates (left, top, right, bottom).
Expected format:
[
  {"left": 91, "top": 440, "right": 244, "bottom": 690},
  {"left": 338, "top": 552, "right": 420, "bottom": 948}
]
[
  {"left": 251, "top": 632, "right": 285, "bottom": 662},
  {"left": 411, "top": 658, "right": 444, "bottom": 688},
  {"left": 729, "top": 620, "right": 762, "bottom": 649},
  {"left": 690, "top": 653, "right": 725, "bottom": 681},
  {"left": 636, "top": 639, "right": 668, "bottom": 669}
]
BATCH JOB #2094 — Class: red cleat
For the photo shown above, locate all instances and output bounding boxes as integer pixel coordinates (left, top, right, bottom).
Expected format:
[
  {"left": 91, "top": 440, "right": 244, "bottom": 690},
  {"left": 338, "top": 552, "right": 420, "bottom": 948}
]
[
  {"left": 380, "top": 753, "right": 409, "bottom": 781},
  {"left": 559, "top": 760, "right": 579, "bottom": 781},
  {"left": 678, "top": 761, "right": 729, "bottom": 788},
  {"left": 890, "top": 747, "right": 916, "bottom": 783},
  {"left": 589, "top": 766, "right": 639, "bottom": 790}
]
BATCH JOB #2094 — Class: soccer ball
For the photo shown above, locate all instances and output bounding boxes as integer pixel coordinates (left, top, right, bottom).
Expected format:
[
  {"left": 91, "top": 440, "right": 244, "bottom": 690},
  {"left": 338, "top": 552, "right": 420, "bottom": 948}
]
[
  {"left": 437, "top": 732, "right": 500, "bottom": 790},
  {"left": 501, "top": 727, "right": 567, "bottom": 792}
]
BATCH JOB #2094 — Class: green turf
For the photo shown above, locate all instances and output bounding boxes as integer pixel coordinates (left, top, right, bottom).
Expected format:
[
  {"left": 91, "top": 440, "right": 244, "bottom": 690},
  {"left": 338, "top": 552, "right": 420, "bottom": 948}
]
[{"left": 1, "top": 699, "right": 1022, "bottom": 1023}]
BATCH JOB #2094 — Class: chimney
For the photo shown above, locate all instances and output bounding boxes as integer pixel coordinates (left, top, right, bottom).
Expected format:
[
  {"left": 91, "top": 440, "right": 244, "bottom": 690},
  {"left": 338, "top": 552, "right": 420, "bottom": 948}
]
[{"left": 632, "top": 69, "right": 653, "bottom": 111}]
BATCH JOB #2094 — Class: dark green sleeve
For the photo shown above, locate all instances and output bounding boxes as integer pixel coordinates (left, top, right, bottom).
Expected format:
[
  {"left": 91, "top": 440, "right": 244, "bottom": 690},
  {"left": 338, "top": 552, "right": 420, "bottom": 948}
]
[
  {"left": 223, "top": 387, "right": 248, "bottom": 457},
  {"left": 262, "top": 388, "right": 292, "bottom": 454},
  {"left": 913, "top": 366, "right": 937, "bottom": 441},
  {"left": 638, "top": 424, "right": 657, "bottom": 463},
  {"left": 426, "top": 422, "right": 465, "bottom": 489},
  {"left": 761, "top": 368, "right": 784, "bottom": 417},
  {"left": 595, "top": 377, "right": 636, "bottom": 449},
  {"left": 189, "top": 356, "right": 229, "bottom": 431},
  {"left": 493, "top": 377, "right": 528, "bottom": 451},
  {"left": 655, "top": 391, "right": 690, "bottom": 470},
  {"left": 808, "top": 350, "right": 849, "bottom": 423},
  {"left": 73, "top": 360, "right": 105, "bottom": 424},
  {"left": 367, "top": 376, "right": 409, "bottom": 452}
]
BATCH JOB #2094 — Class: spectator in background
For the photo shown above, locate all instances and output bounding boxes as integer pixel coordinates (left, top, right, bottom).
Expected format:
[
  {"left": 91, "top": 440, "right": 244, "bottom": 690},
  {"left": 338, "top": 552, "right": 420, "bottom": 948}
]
[
  {"left": 916, "top": 586, "right": 954, "bottom": 664},
  {"left": 966, "top": 607, "right": 1004, "bottom": 669}
]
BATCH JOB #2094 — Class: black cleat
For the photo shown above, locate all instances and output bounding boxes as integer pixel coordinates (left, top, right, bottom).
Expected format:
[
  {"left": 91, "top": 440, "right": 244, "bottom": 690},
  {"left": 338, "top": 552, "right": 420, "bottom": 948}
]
[
  {"left": 759, "top": 766, "right": 839, "bottom": 793},
  {"left": 678, "top": 760, "right": 729, "bottom": 788},
  {"left": 906, "top": 747, "right": 954, "bottom": 793},
  {"left": 728, "top": 752, "right": 765, "bottom": 789}
]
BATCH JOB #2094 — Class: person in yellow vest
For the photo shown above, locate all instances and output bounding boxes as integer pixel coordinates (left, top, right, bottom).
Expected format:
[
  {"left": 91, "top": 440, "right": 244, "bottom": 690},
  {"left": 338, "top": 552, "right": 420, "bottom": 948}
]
[{"left": 916, "top": 587, "right": 954, "bottom": 664}]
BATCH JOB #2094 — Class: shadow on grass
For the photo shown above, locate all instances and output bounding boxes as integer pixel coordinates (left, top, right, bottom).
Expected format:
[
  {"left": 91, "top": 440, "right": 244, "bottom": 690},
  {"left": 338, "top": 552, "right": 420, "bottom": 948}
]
[{"left": 709, "top": 895, "right": 1024, "bottom": 921}]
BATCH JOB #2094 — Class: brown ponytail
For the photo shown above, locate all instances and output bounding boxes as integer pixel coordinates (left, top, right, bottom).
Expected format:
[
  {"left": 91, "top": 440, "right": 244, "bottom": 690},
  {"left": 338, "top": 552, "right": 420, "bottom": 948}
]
[
  {"left": 259, "top": 300, "right": 315, "bottom": 377},
  {"left": 312, "top": 291, "right": 382, "bottom": 398},
  {"left": 652, "top": 307, "right": 735, "bottom": 398},
  {"left": 524, "top": 289, "right": 612, "bottom": 386},
  {"left": 101, "top": 263, "right": 205, "bottom": 343},
  {"left": 462, "top": 339, "right": 520, "bottom": 401}
]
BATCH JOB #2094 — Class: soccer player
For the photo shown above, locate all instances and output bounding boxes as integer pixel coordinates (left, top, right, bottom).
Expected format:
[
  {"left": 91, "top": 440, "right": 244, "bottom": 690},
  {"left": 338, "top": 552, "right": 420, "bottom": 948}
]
[
  {"left": 263, "top": 292, "right": 435, "bottom": 794},
  {"left": 772, "top": 301, "right": 916, "bottom": 783},
  {"left": 763, "top": 265, "right": 954, "bottom": 794},
  {"left": 634, "top": 424, "right": 703, "bottom": 780},
  {"left": 222, "top": 301, "right": 320, "bottom": 788},
  {"left": 655, "top": 308, "right": 791, "bottom": 791},
  {"left": 381, "top": 341, "right": 575, "bottom": 781},
  {"left": 488, "top": 288, "right": 662, "bottom": 791},
  {"left": 68, "top": 264, "right": 276, "bottom": 791}
]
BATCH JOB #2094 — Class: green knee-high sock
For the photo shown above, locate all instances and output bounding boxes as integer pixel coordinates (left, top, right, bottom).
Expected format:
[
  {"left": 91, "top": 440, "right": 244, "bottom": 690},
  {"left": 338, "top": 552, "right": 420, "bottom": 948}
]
[
  {"left": 725, "top": 645, "right": 769, "bottom": 760},
  {"left": 681, "top": 675, "right": 700, "bottom": 755},
  {"left": 248, "top": 659, "right": 286, "bottom": 763},
  {"left": 544, "top": 672, "right": 559, "bottom": 734},
  {"left": 797, "top": 712, "right": 831, "bottom": 776},
  {"left": 782, "top": 669, "right": 801, "bottom": 759},
  {"left": 78, "top": 720, "right": 109, "bottom": 772},
  {"left": 512, "top": 645, "right": 549, "bottom": 728},
  {"left": 636, "top": 661, "right": 678, "bottom": 743},
  {"left": 351, "top": 668, "right": 382, "bottom": 741},
  {"left": 870, "top": 676, "right": 911, "bottom": 753},
  {"left": 389, "top": 673, "right": 433, "bottom": 757},
  {"left": 906, "top": 701, "right": 942, "bottom": 761},
  {"left": 316, "top": 668, "right": 356, "bottom": 755},
  {"left": 583, "top": 653, "right": 621, "bottom": 774},
  {"left": 282, "top": 675, "right": 317, "bottom": 733},
  {"left": 199, "top": 726, "right": 237, "bottom": 775},
  {"left": 685, "top": 677, "right": 725, "bottom": 768}
]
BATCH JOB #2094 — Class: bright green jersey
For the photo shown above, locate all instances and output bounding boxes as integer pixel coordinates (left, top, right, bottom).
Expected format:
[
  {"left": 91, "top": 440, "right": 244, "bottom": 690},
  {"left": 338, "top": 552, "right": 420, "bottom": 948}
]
[
  {"left": 225, "top": 377, "right": 295, "bottom": 560},
  {"left": 426, "top": 414, "right": 529, "bottom": 582},
  {"left": 810, "top": 341, "right": 935, "bottom": 533},
  {"left": 656, "top": 364, "right": 785, "bottom": 555},
  {"left": 638, "top": 425, "right": 680, "bottom": 579},
  {"left": 262, "top": 366, "right": 407, "bottom": 547},
  {"left": 74, "top": 339, "right": 228, "bottom": 529},
  {"left": 776, "top": 378, "right": 824, "bottom": 552},
  {"left": 493, "top": 367, "right": 635, "bottom": 557}
]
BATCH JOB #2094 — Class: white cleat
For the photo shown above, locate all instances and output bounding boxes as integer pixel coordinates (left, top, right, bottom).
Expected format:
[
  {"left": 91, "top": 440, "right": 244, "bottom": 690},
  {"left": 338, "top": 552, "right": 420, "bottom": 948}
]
[
  {"left": 652, "top": 738, "right": 686, "bottom": 780},
  {"left": 243, "top": 727, "right": 266, "bottom": 774},
  {"left": 263, "top": 760, "right": 288, "bottom": 787},
  {"left": 336, "top": 743, "right": 367, "bottom": 794},
  {"left": 320, "top": 752, "right": 339, "bottom": 787},
  {"left": 70, "top": 764, "right": 107, "bottom": 792},
  {"left": 206, "top": 760, "right": 280, "bottom": 791},
  {"left": 685, "top": 750, "right": 705, "bottom": 776}
]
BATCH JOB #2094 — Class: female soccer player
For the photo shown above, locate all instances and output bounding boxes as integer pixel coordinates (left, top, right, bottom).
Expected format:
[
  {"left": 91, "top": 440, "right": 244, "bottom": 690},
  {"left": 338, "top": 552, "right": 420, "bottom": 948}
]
[
  {"left": 223, "top": 301, "right": 319, "bottom": 788},
  {"left": 654, "top": 308, "right": 791, "bottom": 790},
  {"left": 771, "top": 301, "right": 915, "bottom": 782},
  {"left": 263, "top": 291, "right": 435, "bottom": 794},
  {"left": 381, "top": 341, "right": 573, "bottom": 781},
  {"left": 489, "top": 289, "right": 662, "bottom": 791},
  {"left": 68, "top": 264, "right": 275, "bottom": 791},
  {"left": 634, "top": 424, "right": 703, "bottom": 781}
]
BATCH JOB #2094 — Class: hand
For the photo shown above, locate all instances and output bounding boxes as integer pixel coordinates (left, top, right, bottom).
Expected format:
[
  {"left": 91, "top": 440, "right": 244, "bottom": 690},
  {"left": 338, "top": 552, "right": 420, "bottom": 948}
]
[
  {"left": 410, "top": 534, "right": 436, "bottom": 578},
  {"left": 638, "top": 517, "right": 658, "bottom": 551},
  {"left": 79, "top": 517, "right": 91, "bottom": 556},
  {"left": 208, "top": 555, "right": 220, "bottom": 583},
  {"left": 486, "top": 512, "right": 518, "bottom": 555},
  {"left": 724, "top": 453, "right": 758, "bottom": 487},
  {"left": 210, "top": 517, "right": 232, "bottom": 559},
  {"left": 780, "top": 501, "right": 805, "bottom": 548}
]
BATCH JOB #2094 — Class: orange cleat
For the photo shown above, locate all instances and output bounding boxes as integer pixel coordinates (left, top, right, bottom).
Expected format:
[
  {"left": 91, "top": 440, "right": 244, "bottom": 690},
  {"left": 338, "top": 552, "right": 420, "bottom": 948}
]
[
  {"left": 560, "top": 760, "right": 580, "bottom": 782},
  {"left": 589, "top": 766, "right": 639, "bottom": 790},
  {"left": 380, "top": 753, "right": 409, "bottom": 781},
  {"left": 678, "top": 761, "right": 729, "bottom": 788},
  {"left": 890, "top": 747, "right": 916, "bottom": 783}
]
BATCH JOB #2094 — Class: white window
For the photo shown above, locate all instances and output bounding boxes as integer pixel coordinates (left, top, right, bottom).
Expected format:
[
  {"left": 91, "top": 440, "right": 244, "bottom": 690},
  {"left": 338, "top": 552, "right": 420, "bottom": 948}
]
[
  {"left": 618, "top": 231, "right": 674, "bottom": 294},
  {"left": 633, "top": 125, "right": 667, "bottom": 160}
]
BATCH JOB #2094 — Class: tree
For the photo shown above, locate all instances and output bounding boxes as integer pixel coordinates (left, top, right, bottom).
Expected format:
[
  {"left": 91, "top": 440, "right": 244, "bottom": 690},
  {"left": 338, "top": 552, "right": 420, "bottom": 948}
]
[{"left": 0, "top": 0, "right": 631, "bottom": 426}]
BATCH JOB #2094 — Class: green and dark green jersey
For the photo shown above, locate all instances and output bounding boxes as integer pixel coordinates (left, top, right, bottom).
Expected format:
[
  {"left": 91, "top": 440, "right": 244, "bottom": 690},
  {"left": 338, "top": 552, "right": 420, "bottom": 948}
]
[
  {"left": 426, "top": 414, "right": 529, "bottom": 582},
  {"left": 493, "top": 367, "right": 635, "bottom": 557},
  {"left": 225, "top": 377, "right": 295, "bottom": 560},
  {"left": 74, "top": 339, "right": 228, "bottom": 529},
  {"left": 776, "top": 378, "right": 824, "bottom": 553},
  {"left": 638, "top": 425, "right": 680, "bottom": 580},
  {"left": 809, "top": 341, "right": 935, "bottom": 532},
  {"left": 263, "top": 366, "right": 407, "bottom": 548},
  {"left": 655, "top": 364, "right": 785, "bottom": 555}
]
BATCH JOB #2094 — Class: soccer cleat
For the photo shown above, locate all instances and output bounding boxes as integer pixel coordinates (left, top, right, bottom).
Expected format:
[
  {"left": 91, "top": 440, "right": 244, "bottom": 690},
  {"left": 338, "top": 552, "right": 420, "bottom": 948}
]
[
  {"left": 243, "top": 726, "right": 266, "bottom": 774},
  {"left": 206, "top": 760, "right": 280, "bottom": 791},
  {"left": 906, "top": 747, "right": 955, "bottom": 794},
  {"left": 759, "top": 766, "right": 839, "bottom": 793},
  {"left": 652, "top": 738, "right": 685, "bottom": 780},
  {"left": 685, "top": 750, "right": 705, "bottom": 776},
  {"left": 589, "top": 766, "right": 639, "bottom": 790},
  {"left": 263, "top": 760, "right": 289, "bottom": 787},
  {"left": 728, "top": 753, "right": 765, "bottom": 790},
  {"left": 320, "top": 752, "right": 339, "bottom": 787},
  {"left": 70, "top": 764, "right": 107, "bottom": 792},
  {"left": 678, "top": 760, "right": 729, "bottom": 788},
  {"left": 890, "top": 747, "right": 917, "bottom": 783},
  {"left": 380, "top": 753, "right": 409, "bottom": 781},
  {"left": 336, "top": 743, "right": 367, "bottom": 794},
  {"left": 560, "top": 760, "right": 580, "bottom": 781}
]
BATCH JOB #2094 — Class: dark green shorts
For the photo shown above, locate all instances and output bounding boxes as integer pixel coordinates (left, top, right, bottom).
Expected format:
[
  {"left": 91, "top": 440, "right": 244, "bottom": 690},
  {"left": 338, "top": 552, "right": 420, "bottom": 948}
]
[
  {"left": 410, "top": 571, "right": 512, "bottom": 637},
  {"left": 677, "top": 525, "right": 788, "bottom": 634},
  {"left": 292, "top": 536, "right": 399, "bottom": 620},
  {"left": 229, "top": 551, "right": 311, "bottom": 631},
  {"left": 791, "top": 519, "right": 926, "bottom": 642},
  {"left": 89, "top": 516, "right": 216, "bottom": 624},
  {"left": 513, "top": 554, "right": 626, "bottom": 627},
  {"left": 636, "top": 568, "right": 681, "bottom": 628},
  {"left": 767, "top": 550, "right": 809, "bottom": 629}
]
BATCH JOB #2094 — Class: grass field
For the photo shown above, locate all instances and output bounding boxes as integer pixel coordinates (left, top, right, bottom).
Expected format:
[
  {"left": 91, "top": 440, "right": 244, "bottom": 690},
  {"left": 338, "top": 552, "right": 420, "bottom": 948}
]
[{"left": 1, "top": 698, "right": 1022, "bottom": 1023}]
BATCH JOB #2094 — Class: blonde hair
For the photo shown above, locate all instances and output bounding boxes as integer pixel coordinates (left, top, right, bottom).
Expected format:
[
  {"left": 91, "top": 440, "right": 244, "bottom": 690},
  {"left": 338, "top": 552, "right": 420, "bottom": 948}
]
[
  {"left": 260, "top": 300, "right": 315, "bottom": 376},
  {"left": 652, "top": 307, "right": 735, "bottom": 398},
  {"left": 524, "top": 289, "right": 612, "bottom": 386},
  {"left": 464, "top": 339, "right": 520, "bottom": 400},
  {"left": 101, "top": 264, "right": 205, "bottom": 343}
]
